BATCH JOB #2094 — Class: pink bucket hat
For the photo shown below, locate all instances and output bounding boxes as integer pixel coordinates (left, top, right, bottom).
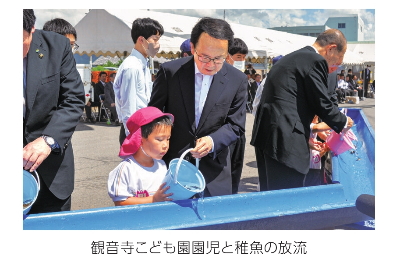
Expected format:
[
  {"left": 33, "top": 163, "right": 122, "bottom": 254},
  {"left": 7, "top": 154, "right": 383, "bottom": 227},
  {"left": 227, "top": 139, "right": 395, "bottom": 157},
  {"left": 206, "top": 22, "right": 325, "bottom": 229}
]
[{"left": 119, "top": 107, "right": 174, "bottom": 158}]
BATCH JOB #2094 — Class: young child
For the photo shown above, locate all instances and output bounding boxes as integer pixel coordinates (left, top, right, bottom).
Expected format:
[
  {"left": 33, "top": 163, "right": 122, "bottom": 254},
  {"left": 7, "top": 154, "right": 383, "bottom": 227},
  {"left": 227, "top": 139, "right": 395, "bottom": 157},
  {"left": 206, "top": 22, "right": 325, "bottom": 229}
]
[
  {"left": 108, "top": 106, "right": 174, "bottom": 205},
  {"left": 304, "top": 115, "right": 331, "bottom": 187}
]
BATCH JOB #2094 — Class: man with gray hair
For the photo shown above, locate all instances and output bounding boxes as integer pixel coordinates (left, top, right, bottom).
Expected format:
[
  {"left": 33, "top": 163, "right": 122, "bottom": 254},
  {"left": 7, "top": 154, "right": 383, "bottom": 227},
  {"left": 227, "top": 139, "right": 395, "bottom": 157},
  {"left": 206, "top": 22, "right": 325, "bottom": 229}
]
[{"left": 251, "top": 29, "right": 354, "bottom": 191}]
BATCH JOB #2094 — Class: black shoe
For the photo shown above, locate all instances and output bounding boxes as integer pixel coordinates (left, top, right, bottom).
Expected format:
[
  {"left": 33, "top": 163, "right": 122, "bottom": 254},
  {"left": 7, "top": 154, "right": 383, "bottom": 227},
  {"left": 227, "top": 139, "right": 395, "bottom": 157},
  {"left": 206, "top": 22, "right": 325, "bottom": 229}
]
[
  {"left": 89, "top": 118, "right": 96, "bottom": 124},
  {"left": 114, "top": 120, "right": 120, "bottom": 126}
]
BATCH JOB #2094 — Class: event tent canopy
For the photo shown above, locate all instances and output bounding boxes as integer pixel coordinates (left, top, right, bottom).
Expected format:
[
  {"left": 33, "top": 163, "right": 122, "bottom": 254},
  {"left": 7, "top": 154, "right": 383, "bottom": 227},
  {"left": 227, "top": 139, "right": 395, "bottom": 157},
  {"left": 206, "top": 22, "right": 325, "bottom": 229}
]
[{"left": 74, "top": 9, "right": 365, "bottom": 65}]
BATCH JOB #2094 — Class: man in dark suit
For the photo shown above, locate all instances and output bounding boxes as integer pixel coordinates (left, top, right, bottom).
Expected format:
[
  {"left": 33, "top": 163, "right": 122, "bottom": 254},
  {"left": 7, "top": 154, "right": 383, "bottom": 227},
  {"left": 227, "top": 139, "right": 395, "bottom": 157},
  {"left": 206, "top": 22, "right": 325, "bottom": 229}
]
[
  {"left": 149, "top": 17, "right": 247, "bottom": 197},
  {"left": 84, "top": 72, "right": 107, "bottom": 123},
  {"left": 104, "top": 72, "right": 119, "bottom": 125},
  {"left": 23, "top": 9, "right": 85, "bottom": 213},
  {"left": 362, "top": 65, "right": 371, "bottom": 98},
  {"left": 251, "top": 29, "right": 354, "bottom": 191}
]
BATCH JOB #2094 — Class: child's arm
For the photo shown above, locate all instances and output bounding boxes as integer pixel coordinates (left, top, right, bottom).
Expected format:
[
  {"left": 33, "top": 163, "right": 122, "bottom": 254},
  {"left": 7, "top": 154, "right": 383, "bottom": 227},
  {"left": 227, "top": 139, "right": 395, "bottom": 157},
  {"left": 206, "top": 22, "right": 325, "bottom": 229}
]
[
  {"left": 311, "top": 122, "right": 331, "bottom": 133},
  {"left": 114, "top": 182, "right": 173, "bottom": 206}
]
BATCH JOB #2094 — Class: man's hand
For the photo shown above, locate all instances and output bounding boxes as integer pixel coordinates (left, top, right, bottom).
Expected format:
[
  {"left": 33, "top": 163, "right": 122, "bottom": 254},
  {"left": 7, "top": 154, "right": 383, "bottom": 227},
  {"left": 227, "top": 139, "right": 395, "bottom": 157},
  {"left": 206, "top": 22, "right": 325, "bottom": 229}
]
[
  {"left": 23, "top": 137, "right": 51, "bottom": 172},
  {"left": 342, "top": 116, "right": 354, "bottom": 133},
  {"left": 191, "top": 136, "right": 213, "bottom": 158},
  {"left": 86, "top": 101, "right": 91, "bottom": 107},
  {"left": 111, "top": 103, "right": 115, "bottom": 107}
]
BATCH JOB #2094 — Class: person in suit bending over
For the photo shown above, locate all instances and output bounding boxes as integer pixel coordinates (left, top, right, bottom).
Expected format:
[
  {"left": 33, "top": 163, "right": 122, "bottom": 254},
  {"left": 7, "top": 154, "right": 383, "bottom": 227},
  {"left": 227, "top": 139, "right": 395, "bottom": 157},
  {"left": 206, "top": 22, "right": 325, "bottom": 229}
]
[
  {"left": 148, "top": 17, "right": 247, "bottom": 197},
  {"left": 251, "top": 29, "right": 354, "bottom": 191},
  {"left": 23, "top": 9, "right": 85, "bottom": 213}
]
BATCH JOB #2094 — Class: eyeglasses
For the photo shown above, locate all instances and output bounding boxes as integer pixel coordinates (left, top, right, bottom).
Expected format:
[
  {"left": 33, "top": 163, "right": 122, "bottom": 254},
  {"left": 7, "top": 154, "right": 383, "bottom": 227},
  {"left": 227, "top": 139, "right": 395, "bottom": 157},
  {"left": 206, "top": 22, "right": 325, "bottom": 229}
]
[
  {"left": 71, "top": 43, "right": 79, "bottom": 53},
  {"left": 195, "top": 50, "right": 225, "bottom": 64}
]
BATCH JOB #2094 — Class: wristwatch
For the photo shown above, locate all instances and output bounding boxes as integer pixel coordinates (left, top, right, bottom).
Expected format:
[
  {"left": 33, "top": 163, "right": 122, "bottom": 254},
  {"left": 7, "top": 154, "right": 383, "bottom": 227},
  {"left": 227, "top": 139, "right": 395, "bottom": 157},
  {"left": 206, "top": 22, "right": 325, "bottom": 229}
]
[{"left": 41, "top": 135, "right": 60, "bottom": 153}]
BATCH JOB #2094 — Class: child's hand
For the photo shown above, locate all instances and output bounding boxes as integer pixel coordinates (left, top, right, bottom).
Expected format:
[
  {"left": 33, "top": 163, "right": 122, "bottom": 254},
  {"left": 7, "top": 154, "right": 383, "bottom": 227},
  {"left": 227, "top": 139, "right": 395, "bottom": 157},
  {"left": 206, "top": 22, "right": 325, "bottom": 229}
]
[{"left": 152, "top": 182, "right": 173, "bottom": 202}]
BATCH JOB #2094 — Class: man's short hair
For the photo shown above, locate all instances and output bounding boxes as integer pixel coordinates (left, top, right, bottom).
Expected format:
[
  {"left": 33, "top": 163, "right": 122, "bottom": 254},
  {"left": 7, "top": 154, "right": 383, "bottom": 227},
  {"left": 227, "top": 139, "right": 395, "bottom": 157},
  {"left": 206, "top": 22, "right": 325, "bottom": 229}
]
[
  {"left": 99, "top": 71, "right": 107, "bottom": 77},
  {"left": 23, "top": 9, "right": 36, "bottom": 33},
  {"left": 228, "top": 38, "right": 248, "bottom": 56},
  {"left": 339, "top": 73, "right": 345, "bottom": 77},
  {"left": 190, "top": 17, "right": 234, "bottom": 49},
  {"left": 131, "top": 18, "right": 164, "bottom": 44},
  {"left": 109, "top": 72, "right": 116, "bottom": 78},
  {"left": 315, "top": 29, "right": 347, "bottom": 52},
  {"left": 43, "top": 18, "right": 77, "bottom": 40}
]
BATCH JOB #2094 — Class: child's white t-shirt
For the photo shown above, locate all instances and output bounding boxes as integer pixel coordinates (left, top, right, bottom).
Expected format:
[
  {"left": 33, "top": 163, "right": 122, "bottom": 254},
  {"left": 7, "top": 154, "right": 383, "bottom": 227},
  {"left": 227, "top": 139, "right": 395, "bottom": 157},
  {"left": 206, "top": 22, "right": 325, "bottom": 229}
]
[
  {"left": 108, "top": 156, "right": 168, "bottom": 202},
  {"left": 309, "top": 123, "right": 322, "bottom": 170}
]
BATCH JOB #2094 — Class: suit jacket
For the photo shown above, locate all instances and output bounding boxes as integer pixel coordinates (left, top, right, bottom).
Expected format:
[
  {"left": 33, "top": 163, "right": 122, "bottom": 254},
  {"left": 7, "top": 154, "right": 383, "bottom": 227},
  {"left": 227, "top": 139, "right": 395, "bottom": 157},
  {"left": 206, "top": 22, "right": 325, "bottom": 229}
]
[
  {"left": 24, "top": 30, "right": 85, "bottom": 199},
  {"left": 94, "top": 81, "right": 105, "bottom": 104},
  {"left": 362, "top": 68, "right": 371, "bottom": 81},
  {"left": 250, "top": 46, "right": 347, "bottom": 175},
  {"left": 347, "top": 79, "right": 357, "bottom": 90},
  {"left": 104, "top": 81, "right": 115, "bottom": 108},
  {"left": 148, "top": 56, "right": 247, "bottom": 196},
  {"left": 247, "top": 80, "right": 258, "bottom": 101}
]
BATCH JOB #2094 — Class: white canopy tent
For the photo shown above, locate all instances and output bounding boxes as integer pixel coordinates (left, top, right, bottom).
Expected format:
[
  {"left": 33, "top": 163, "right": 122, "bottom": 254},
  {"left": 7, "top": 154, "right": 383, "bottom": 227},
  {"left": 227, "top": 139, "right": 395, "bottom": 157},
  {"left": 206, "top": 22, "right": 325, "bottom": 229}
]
[
  {"left": 74, "top": 9, "right": 365, "bottom": 66},
  {"left": 347, "top": 43, "right": 375, "bottom": 66}
]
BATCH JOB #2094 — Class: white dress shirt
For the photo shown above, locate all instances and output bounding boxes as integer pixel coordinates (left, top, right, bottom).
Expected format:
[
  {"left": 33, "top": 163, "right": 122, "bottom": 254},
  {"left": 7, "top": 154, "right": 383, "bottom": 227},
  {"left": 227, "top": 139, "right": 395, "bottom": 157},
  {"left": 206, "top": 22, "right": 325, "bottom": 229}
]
[
  {"left": 194, "top": 62, "right": 215, "bottom": 151},
  {"left": 252, "top": 75, "right": 267, "bottom": 116},
  {"left": 337, "top": 79, "right": 348, "bottom": 90},
  {"left": 113, "top": 48, "right": 152, "bottom": 135}
]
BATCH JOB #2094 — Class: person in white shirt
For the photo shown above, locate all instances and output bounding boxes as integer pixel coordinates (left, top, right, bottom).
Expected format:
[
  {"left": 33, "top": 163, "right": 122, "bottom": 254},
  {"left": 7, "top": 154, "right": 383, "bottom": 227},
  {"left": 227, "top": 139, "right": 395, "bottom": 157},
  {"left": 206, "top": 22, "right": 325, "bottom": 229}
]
[
  {"left": 337, "top": 73, "right": 350, "bottom": 97},
  {"left": 251, "top": 55, "right": 283, "bottom": 116},
  {"left": 114, "top": 18, "right": 164, "bottom": 146}
]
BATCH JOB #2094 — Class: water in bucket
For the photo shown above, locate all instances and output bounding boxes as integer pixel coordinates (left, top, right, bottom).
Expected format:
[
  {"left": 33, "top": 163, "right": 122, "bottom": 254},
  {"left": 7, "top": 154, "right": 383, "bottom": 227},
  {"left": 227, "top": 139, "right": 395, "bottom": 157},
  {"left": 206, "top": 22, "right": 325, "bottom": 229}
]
[
  {"left": 23, "top": 170, "right": 40, "bottom": 215},
  {"left": 163, "top": 149, "right": 205, "bottom": 201}
]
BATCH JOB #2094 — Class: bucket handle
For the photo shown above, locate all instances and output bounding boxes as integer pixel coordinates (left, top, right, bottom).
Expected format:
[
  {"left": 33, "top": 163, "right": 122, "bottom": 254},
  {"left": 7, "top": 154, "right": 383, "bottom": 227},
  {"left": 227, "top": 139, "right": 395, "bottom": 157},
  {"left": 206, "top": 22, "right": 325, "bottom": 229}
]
[
  {"left": 174, "top": 148, "right": 199, "bottom": 184},
  {"left": 32, "top": 170, "right": 40, "bottom": 191}
]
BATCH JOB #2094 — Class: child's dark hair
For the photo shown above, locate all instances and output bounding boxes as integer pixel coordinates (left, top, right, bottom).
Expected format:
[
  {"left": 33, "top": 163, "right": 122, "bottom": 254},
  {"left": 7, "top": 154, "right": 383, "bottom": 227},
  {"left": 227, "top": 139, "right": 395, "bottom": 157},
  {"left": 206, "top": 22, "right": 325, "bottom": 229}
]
[{"left": 141, "top": 115, "right": 173, "bottom": 138}]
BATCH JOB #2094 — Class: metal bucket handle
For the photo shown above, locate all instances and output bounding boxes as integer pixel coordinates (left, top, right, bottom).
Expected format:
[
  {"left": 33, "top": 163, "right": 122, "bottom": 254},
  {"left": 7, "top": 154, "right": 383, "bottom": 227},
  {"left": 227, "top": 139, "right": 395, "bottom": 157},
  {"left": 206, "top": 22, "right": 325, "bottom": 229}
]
[{"left": 174, "top": 148, "right": 200, "bottom": 184}]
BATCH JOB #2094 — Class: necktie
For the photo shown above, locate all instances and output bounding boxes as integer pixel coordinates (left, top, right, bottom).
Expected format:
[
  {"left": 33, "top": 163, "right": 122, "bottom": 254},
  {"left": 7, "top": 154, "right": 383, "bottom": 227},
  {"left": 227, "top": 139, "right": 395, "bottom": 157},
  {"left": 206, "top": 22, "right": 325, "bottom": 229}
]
[{"left": 195, "top": 72, "right": 203, "bottom": 128}]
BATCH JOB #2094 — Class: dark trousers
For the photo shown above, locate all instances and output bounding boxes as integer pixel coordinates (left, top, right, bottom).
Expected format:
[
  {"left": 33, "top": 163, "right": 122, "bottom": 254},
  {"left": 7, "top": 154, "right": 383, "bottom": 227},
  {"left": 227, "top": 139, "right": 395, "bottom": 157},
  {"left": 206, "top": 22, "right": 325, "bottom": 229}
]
[
  {"left": 230, "top": 134, "right": 246, "bottom": 194},
  {"left": 255, "top": 147, "right": 268, "bottom": 191},
  {"left": 363, "top": 80, "right": 370, "bottom": 97},
  {"left": 29, "top": 173, "right": 72, "bottom": 214},
  {"left": 104, "top": 104, "right": 118, "bottom": 122},
  {"left": 119, "top": 124, "right": 126, "bottom": 146},
  {"left": 304, "top": 169, "right": 324, "bottom": 187},
  {"left": 84, "top": 102, "right": 105, "bottom": 120},
  {"left": 255, "top": 148, "right": 305, "bottom": 191}
]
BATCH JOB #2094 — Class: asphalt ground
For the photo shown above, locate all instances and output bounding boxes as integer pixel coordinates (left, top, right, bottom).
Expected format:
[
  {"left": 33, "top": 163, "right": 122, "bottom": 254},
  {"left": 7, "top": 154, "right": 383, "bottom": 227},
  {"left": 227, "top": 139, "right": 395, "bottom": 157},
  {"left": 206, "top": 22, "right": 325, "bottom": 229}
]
[{"left": 70, "top": 97, "right": 375, "bottom": 211}]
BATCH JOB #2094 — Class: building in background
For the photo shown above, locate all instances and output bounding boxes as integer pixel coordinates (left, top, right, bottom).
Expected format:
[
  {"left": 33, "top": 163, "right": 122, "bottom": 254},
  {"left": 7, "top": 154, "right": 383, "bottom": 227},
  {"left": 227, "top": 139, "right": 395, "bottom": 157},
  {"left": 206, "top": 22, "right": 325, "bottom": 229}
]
[{"left": 269, "top": 14, "right": 365, "bottom": 42}]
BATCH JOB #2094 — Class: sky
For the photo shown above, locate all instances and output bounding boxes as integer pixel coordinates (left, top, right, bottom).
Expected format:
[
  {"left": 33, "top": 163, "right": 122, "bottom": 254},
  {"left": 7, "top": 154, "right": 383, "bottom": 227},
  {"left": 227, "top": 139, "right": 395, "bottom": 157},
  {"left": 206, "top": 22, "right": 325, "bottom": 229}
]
[{"left": 33, "top": 9, "right": 376, "bottom": 41}]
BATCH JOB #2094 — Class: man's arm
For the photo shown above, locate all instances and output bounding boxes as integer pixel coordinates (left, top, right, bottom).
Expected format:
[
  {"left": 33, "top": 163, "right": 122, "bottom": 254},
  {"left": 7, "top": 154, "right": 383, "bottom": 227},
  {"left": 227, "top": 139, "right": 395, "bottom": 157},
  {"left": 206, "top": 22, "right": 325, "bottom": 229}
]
[
  {"left": 23, "top": 37, "right": 85, "bottom": 171},
  {"left": 305, "top": 61, "right": 348, "bottom": 133}
]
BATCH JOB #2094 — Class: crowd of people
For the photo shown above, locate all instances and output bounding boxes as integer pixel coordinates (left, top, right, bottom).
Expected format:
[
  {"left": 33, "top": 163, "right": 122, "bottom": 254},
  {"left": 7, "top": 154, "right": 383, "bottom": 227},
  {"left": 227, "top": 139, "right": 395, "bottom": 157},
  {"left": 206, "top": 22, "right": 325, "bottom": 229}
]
[{"left": 23, "top": 9, "right": 362, "bottom": 214}]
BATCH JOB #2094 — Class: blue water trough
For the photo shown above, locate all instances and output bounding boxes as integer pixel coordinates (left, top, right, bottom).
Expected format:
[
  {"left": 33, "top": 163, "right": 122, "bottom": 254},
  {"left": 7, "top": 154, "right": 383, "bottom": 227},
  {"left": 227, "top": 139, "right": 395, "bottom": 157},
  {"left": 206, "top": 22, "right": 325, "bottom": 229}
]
[{"left": 23, "top": 108, "right": 375, "bottom": 230}]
